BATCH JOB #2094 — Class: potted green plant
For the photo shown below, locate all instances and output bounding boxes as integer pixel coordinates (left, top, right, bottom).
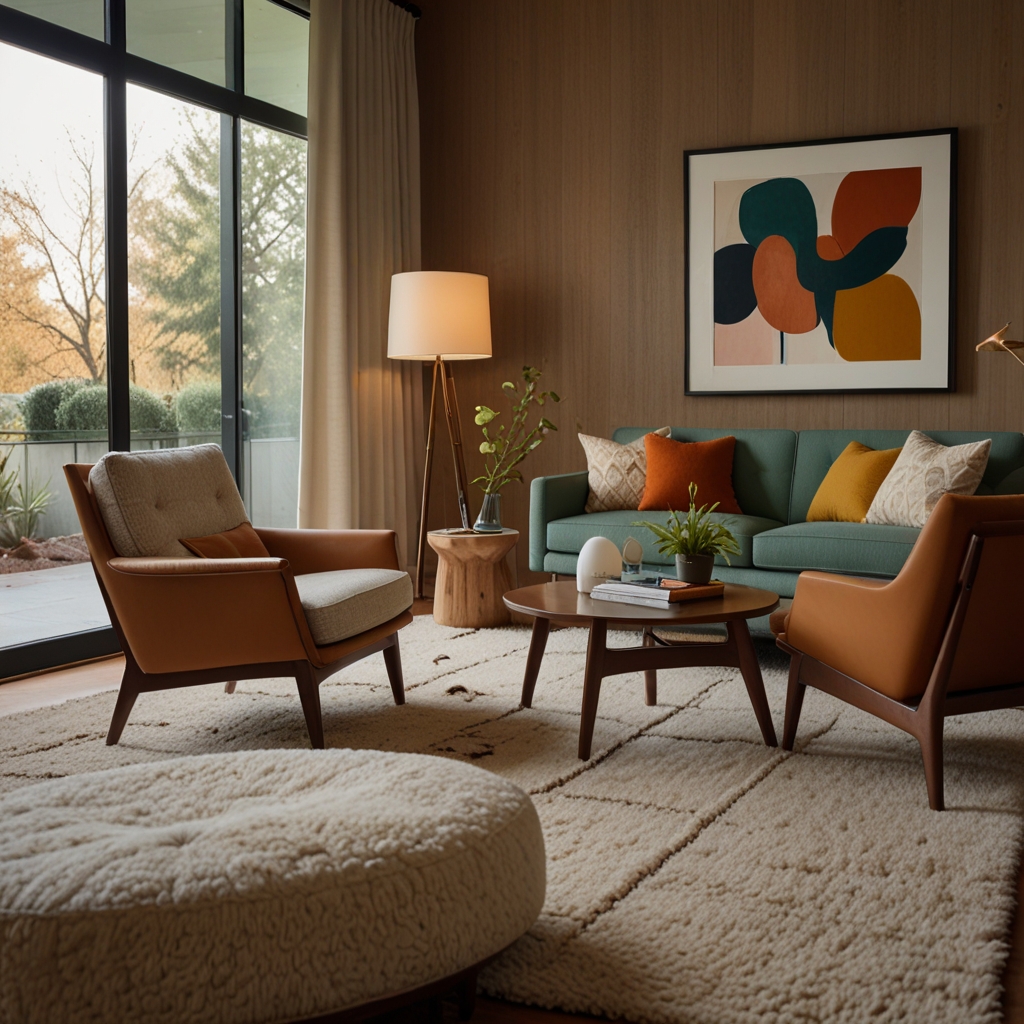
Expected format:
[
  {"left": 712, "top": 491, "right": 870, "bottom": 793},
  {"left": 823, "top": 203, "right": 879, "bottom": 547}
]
[
  {"left": 633, "top": 482, "right": 741, "bottom": 584},
  {"left": 472, "top": 366, "right": 560, "bottom": 532}
]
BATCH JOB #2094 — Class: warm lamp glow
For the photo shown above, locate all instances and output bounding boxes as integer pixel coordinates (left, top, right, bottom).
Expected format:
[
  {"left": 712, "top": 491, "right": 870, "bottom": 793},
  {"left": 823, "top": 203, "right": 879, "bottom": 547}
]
[{"left": 388, "top": 271, "right": 492, "bottom": 360}]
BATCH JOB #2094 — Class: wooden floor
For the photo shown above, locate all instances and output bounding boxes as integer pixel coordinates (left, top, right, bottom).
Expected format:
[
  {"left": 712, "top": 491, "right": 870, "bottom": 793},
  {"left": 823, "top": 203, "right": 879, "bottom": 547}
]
[{"left": 2, "top": 633, "right": 1022, "bottom": 1023}]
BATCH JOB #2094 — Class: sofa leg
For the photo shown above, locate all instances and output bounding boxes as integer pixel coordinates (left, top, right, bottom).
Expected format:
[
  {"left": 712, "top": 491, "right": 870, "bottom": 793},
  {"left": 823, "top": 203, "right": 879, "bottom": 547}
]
[
  {"left": 919, "top": 718, "right": 945, "bottom": 812},
  {"left": 294, "top": 663, "right": 325, "bottom": 749},
  {"left": 106, "top": 661, "right": 142, "bottom": 745},
  {"left": 223, "top": 680, "right": 237, "bottom": 694},
  {"left": 383, "top": 634, "right": 406, "bottom": 705},
  {"left": 782, "top": 653, "right": 805, "bottom": 752}
]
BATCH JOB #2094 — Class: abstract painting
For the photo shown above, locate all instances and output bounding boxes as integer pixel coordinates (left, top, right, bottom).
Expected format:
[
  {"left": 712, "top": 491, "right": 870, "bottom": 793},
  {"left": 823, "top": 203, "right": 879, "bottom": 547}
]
[{"left": 686, "top": 130, "right": 956, "bottom": 394}]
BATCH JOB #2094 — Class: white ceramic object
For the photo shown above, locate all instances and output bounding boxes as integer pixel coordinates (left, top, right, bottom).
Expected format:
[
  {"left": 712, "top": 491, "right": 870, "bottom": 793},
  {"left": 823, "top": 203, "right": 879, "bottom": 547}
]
[{"left": 576, "top": 536, "right": 622, "bottom": 593}]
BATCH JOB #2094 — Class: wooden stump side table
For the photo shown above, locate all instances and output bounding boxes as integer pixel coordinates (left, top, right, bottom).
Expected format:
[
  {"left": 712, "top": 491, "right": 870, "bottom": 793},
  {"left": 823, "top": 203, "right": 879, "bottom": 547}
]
[{"left": 427, "top": 528, "right": 519, "bottom": 628}]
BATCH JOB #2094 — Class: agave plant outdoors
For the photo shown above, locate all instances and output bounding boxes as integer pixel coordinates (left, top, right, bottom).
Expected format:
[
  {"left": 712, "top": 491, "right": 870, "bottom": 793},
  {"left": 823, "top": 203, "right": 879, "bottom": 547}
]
[
  {"left": 633, "top": 482, "right": 740, "bottom": 583},
  {"left": 471, "top": 366, "right": 560, "bottom": 531}
]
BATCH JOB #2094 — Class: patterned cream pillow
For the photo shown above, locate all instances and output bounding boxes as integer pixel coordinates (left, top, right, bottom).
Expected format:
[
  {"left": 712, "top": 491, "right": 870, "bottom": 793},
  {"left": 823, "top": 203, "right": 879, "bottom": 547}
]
[
  {"left": 865, "top": 430, "right": 991, "bottom": 528},
  {"left": 580, "top": 428, "right": 672, "bottom": 513}
]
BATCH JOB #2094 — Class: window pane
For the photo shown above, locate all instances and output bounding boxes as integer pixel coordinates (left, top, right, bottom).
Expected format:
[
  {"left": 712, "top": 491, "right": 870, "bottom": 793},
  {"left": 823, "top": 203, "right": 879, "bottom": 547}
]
[
  {"left": 240, "top": 120, "right": 305, "bottom": 527},
  {"left": 0, "top": 42, "right": 109, "bottom": 648},
  {"left": 2, "top": 0, "right": 103, "bottom": 39},
  {"left": 244, "top": 0, "right": 309, "bottom": 117},
  {"left": 127, "top": 0, "right": 226, "bottom": 87},
  {"left": 127, "top": 85, "right": 222, "bottom": 450}
]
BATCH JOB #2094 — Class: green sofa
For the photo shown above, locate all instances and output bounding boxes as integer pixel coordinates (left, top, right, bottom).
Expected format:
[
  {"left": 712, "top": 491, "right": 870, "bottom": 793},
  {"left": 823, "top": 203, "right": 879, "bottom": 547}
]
[{"left": 530, "top": 428, "right": 1024, "bottom": 632}]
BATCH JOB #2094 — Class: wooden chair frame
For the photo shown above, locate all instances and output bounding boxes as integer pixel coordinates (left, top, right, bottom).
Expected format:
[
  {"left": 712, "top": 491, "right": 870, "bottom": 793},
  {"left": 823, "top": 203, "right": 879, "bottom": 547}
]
[{"left": 778, "top": 520, "right": 1024, "bottom": 811}]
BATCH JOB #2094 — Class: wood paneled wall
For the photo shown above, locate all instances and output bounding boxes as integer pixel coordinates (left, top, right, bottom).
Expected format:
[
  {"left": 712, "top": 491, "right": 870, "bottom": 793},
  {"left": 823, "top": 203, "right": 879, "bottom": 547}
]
[{"left": 414, "top": 0, "right": 1024, "bottom": 582}]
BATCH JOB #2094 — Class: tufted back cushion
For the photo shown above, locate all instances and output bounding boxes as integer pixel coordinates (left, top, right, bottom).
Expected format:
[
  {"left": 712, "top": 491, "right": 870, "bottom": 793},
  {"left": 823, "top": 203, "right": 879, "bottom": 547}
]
[{"left": 89, "top": 444, "right": 249, "bottom": 557}]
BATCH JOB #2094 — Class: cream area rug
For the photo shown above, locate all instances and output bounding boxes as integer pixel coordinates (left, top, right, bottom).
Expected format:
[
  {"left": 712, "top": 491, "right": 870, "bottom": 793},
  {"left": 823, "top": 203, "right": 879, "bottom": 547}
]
[{"left": 2, "top": 617, "right": 1023, "bottom": 1024}]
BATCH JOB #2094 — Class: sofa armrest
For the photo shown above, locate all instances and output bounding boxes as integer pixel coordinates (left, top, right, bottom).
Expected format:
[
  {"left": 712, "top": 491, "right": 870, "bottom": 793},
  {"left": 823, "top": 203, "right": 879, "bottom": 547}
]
[
  {"left": 529, "top": 471, "right": 589, "bottom": 572},
  {"left": 255, "top": 528, "right": 402, "bottom": 575},
  {"left": 101, "top": 557, "right": 311, "bottom": 673}
]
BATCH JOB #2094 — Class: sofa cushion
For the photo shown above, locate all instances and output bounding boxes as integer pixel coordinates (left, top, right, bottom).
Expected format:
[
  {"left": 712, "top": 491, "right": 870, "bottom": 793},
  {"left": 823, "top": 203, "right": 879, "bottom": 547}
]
[
  {"left": 89, "top": 444, "right": 248, "bottom": 558},
  {"left": 753, "top": 521, "right": 920, "bottom": 578},
  {"left": 639, "top": 433, "right": 742, "bottom": 513},
  {"left": 547, "top": 510, "right": 783, "bottom": 568},
  {"left": 294, "top": 568, "right": 413, "bottom": 645},
  {"left": 866, "top": 430, "right": 990, "bottom": 528},
  {"left": 806, "top": 441, "right": 901, "bottom": 522},
  {"left": 579, "top": 427, "right": 671, "bottom": 512},
  {"left": 613, "top": 428, "right": 797, "bottom": 523},
  {"left": 791, "top": 430, "right": 1024, "bottom": 524}
]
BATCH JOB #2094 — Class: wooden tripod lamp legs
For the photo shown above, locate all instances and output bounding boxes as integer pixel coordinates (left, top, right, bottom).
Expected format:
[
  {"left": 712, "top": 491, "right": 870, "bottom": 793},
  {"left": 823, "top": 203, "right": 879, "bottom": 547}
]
[{"left": 414, "top": 356, "right": 474, "bottom": 599}]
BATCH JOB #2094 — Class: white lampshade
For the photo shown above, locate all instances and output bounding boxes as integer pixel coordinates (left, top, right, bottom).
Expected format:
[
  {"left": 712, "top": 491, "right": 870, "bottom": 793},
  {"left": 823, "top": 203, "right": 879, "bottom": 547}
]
[
  {"left": 388, "top": 271, "right": 492, "bottom": 360},
  {"left": 577, "top": 536, "right": 622, "bottom": 594}
]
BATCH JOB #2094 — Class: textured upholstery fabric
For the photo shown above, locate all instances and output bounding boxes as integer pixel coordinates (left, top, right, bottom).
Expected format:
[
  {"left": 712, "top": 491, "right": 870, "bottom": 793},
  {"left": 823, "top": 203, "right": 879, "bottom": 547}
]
[
  {"left": 547, "top": 510, "right": 782, "bottom": 568},
  {"left": 866, "top": 431, "right": 990, "bottom": 528},
  {"left": 752, "top": 521, "right": 921, "bottom": 578},
  {"left": 806, "top": 441, "right": 902, "bottom": 522},
  {"left": 529, "top": 471, "right": 590, "bottom": 572},
  {"left": 639, "top": 433, "right": 742, "bottom": 513},
  {"left": 790, "top": 430, "right": 1024, "bottom": 524},
  {"left": 613, "top": 428, "right": 797, "bottom": 522},
  {"left": 0, "top": 749, "right": 546, "bottom": 1024},
  {"left": 579, "top": 427, "right": 670, "bottom": 513},
  {"left": 295, "top": 567, "right": 413, "bottom": 645},
  {"left": 89, "top": 444, "right": 248, "bottom": 558},
  {"left": 181, "top": 522, "right": 270, "bottom": 559}
]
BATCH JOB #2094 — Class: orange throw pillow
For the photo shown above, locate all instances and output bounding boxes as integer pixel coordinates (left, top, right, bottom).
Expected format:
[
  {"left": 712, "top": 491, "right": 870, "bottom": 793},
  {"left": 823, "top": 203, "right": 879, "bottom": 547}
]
[
  {"left": 180, "top": 522, "right": 270, "bottom": 558},
  {"left": 638, "top": 434, "right": 742, "bottom": 513}
]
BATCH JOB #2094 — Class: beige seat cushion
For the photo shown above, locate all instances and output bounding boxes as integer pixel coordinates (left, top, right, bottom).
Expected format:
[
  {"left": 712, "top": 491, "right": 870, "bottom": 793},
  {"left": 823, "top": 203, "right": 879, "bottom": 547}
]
[
  {"left": 0, "top": 749, "right": 547, "bottom": 1024},
  {"left": 89, "top": 444, "right": 248, "bottom": 557},
  {"left": 295, "top": 567, "right": 413, "bottom": 644}
]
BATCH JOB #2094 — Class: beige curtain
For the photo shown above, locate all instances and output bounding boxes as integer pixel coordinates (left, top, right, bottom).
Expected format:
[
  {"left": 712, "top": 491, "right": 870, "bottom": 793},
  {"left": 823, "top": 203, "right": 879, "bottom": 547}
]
[{"left": 299, "top": 0, "right": 424, "bottom": 569}]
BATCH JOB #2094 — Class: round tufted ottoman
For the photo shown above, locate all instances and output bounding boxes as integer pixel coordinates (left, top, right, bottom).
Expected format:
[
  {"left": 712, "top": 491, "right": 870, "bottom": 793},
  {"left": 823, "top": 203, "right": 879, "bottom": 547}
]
[{"left": 0, "top": 749, "right": 546, "bottom": 1024}]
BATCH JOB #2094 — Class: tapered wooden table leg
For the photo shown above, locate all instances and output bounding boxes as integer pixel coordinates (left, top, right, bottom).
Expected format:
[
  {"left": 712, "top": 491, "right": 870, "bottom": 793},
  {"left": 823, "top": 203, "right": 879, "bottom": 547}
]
[
  {"left": 729, "top": 618, "right": 778, "bottom": 746},
  {"left": 578, "top": 619, "right": 607, "bottom": 760},
  {"left": 643, "top": 628, "right": 658, "bottom": 705},
  {"left": 520, "top": 617, "right": 550, "bottom": 708}
]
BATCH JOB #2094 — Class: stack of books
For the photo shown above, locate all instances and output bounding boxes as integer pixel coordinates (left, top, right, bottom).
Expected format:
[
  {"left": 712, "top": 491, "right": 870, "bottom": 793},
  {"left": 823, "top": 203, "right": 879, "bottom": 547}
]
[{"left": 590, "top": 576, "right": 726, "bottom": 609}]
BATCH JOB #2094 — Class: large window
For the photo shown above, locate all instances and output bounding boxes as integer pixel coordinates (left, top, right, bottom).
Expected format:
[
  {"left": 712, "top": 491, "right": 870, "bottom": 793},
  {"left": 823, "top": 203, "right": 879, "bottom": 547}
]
[{"left": 0, "top": 0, "right": 308, "bottom": 676}]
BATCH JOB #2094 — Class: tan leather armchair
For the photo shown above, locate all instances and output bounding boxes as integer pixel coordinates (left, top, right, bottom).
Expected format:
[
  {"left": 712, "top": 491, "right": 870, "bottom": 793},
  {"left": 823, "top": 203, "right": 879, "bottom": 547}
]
[
  {"left": 772, "top": 492, "right": 1024, "bottom": 810},
  {"left": 65, "top": 463, "right": 414, "bottom": 750}
]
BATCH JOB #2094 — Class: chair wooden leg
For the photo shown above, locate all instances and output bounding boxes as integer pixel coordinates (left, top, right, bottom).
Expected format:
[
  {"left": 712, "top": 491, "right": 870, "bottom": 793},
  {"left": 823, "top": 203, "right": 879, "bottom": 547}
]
[
  {"left": 456, "top": 969, "right": 477, "bottom": 1020},
  {"left": 223, "top": 680, "right": 237, "bottom": 694},
  {"left": 106, "top": 660, "right": 142, "bottom": 745},
  {"left": 383, "top": 635, "right": 405, "bottom": 706},
  {"left": 294, "top": 662, "right": 325, "bottom": 749},
  {"left": 919, "top": 716, "right": 945, "bottom": 812},
  {"left": 782, "top": 653, "right": 805, "bottom": 752}
]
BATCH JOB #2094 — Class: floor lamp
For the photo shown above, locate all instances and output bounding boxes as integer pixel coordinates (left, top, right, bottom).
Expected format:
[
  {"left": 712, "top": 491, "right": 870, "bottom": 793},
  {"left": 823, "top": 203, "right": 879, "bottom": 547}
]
[{"left": 388, "top": 271, "right": 492, "bottom": 598}]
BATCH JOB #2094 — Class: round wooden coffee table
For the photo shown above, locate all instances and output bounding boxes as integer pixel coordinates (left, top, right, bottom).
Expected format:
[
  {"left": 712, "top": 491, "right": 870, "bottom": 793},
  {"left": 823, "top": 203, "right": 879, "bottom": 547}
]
[
  {"left": 503, "top": 580, "right": 780, "bottom": 760},
  {"left": 428, "top": 528, "right": 519, "bottom": 628}
]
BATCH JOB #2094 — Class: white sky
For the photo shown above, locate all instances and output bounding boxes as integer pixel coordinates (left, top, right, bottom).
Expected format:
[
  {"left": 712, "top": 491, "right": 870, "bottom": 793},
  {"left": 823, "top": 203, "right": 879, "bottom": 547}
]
[{"left": 0, "top": 39, "right": 213, "bottom": 243}]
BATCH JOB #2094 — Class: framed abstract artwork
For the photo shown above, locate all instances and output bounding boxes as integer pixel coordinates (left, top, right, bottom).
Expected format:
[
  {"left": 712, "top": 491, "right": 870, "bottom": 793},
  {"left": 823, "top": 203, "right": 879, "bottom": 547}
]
[{"left": 685, "top": 129, "right": 957, "bottom": 395}]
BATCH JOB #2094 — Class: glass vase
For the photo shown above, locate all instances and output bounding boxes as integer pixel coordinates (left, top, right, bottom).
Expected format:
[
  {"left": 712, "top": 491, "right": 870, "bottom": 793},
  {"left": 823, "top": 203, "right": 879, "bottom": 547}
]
[{"left": 473, "top": 492, "right": 503, "bottom": 533}]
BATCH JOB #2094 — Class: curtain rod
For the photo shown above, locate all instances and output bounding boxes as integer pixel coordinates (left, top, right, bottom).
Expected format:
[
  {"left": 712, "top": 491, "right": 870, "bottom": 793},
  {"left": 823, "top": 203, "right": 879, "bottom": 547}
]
[{"left": 388, "top": 0, "right": 422, "bottom": 18}]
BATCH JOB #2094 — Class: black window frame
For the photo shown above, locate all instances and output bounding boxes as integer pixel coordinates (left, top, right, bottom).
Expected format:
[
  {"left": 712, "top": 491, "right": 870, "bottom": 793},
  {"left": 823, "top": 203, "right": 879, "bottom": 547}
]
[{"left": 0, "top": 0, "right": 309, "bottom": 679}]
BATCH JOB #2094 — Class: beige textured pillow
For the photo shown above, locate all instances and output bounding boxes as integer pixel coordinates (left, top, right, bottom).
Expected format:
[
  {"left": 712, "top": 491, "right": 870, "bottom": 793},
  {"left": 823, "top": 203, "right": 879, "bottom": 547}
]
[
  {"left": 580, "top": 428, "right": 671, "bottom": 513},
  {"left": 865, "top": 430, "right": 991, "bottom": 528}
]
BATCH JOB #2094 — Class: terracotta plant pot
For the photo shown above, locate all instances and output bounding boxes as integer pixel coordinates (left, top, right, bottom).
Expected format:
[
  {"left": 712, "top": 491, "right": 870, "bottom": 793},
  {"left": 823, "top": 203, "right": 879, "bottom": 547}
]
[{"left": 675, "top": 553, "right": 714, "bottom": 584}]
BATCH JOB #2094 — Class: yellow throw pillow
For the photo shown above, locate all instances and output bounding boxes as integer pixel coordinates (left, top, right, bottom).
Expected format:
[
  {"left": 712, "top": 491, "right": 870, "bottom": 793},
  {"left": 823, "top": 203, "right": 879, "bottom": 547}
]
[{"left": 806, "top": 441, "right": 902, "bottom": 523}]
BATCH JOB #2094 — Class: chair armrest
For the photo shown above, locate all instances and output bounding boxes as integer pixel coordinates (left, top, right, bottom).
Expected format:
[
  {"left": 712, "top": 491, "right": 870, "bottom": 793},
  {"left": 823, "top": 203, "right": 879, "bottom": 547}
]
[
  {"left": 786, "top": 571, "right": 925, "bottom": 700},
  {"left": 254, "top": 528, "right": 402, "bottom": 575},
  {"left": 108, "top": 557, "right": 286, "bottom": 574},
  {"left": 101, "top": 557, "right": 310, "bottom": 673},
  {"left": 529, "top": 471, "right": 589, "bottom": 572}
]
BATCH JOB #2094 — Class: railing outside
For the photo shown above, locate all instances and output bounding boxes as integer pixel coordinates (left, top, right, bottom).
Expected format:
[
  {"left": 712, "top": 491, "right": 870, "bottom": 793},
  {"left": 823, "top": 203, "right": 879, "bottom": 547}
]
[{"left": 2, "top": 433, "right": 299, "bottom": 538}]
